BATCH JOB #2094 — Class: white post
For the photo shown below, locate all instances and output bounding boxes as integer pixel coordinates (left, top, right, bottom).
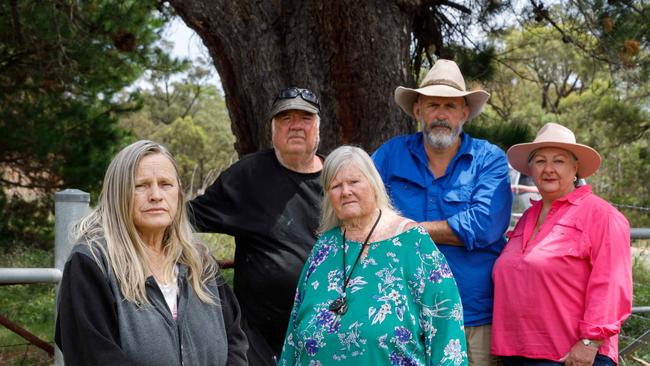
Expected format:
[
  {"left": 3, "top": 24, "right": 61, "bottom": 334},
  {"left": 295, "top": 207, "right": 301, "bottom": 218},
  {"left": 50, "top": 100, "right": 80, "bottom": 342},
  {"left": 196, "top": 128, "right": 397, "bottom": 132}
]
[
  {"left": 53, "top": 189, "right": 90, "bottom": 366},
  {"left": 54, "top": 189, "right": 90, "bottom": 272}
]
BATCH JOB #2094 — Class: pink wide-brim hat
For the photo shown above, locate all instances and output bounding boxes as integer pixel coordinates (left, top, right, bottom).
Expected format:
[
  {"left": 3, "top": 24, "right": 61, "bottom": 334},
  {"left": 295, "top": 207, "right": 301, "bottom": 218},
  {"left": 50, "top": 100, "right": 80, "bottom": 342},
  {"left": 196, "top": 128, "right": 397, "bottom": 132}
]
[
  {"left": 394, "top": 59, "right": 490, "bottom": 120},
  {"left": 507, "top": 122, "right": 601, "bottom": 178}
]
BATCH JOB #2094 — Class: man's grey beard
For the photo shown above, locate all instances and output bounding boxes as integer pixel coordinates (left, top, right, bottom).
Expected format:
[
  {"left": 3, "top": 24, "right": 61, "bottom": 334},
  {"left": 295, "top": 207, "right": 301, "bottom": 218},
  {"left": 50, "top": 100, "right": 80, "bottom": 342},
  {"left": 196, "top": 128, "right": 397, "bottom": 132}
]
[{"left": 420, "top": 116, "right": 462, "bottom": 149}]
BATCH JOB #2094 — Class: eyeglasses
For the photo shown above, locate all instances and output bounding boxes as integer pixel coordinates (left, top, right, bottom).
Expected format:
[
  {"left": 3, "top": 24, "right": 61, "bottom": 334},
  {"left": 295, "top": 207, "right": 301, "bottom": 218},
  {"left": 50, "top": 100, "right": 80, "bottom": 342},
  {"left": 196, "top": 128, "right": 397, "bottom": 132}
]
[{"left": 274, "top": 87, "right": 320, "bottom": 108}]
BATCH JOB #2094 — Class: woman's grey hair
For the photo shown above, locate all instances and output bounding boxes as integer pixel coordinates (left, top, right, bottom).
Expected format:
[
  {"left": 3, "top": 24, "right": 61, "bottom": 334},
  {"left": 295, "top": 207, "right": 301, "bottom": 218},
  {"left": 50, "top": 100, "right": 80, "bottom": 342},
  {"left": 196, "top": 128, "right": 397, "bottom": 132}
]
[
  {"left": 319, "top": 145, "right": 395, "bottom": 233},
  {"left": 74, "top": 140, "right": 217, "bottom": 304}
]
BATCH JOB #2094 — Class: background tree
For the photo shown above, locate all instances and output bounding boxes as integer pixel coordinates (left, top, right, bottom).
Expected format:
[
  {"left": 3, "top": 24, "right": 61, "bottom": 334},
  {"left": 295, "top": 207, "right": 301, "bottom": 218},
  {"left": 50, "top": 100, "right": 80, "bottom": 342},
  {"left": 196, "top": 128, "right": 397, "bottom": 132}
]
[
  {"left": 2, "top": 0, "right": 647, "bottom": 246},
  {"left": 168, "top": 0, "right": 648, "bottom": 156},
  {"left": 119, "top": 59, "right": 236, "bottom": 197},
  {"left": 527, "top": 0, "right": 648, "bottom": 75},
  {"left": 1, "top": 0, "right": 178, "bottom": 194},
  {"left": 482, "top": 20, "right": 649, "bottom": 225},
  {"left": 0, "top": 0, "right": 177, "bottom": 250},
  {"left": 167, "top": 0, "right": 500, "bottom": 154}
]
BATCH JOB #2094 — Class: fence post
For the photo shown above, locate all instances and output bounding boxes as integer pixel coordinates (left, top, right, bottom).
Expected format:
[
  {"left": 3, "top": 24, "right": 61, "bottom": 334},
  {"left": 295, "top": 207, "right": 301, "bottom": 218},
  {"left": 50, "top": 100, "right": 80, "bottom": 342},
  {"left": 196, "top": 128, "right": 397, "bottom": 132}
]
[
  {"left": 53, "top": 189, "right": 90, "bottom": 366},
  {"left": 54, "top": 189, "right": 91, "bottom": 273}
]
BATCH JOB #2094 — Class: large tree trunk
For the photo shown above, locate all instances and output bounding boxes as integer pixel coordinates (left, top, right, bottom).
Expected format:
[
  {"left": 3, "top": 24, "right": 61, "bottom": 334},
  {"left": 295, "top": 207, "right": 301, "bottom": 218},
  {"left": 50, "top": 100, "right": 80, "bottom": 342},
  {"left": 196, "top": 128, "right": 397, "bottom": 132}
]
[{"left": 169, "top": 0, "right": 417, "bottom": 156}]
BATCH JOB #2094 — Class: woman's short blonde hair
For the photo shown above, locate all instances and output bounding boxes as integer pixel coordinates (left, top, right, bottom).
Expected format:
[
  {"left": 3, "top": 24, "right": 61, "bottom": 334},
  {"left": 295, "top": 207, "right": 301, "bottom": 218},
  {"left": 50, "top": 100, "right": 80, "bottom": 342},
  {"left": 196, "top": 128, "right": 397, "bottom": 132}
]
[
  {"left": 319, "top": 145, "right": 395, "bottom": 232},
  {"left": 75, "top": 140, "right": 217, "bottom": 304}
]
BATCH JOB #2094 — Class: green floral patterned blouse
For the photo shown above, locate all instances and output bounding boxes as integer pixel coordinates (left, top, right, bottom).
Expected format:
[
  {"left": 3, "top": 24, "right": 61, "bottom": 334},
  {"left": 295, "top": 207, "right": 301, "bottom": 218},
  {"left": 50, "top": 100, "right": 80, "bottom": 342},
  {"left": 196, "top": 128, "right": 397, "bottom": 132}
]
[{"left": 279, "top": 226, "right": 468, "bottom": 366}]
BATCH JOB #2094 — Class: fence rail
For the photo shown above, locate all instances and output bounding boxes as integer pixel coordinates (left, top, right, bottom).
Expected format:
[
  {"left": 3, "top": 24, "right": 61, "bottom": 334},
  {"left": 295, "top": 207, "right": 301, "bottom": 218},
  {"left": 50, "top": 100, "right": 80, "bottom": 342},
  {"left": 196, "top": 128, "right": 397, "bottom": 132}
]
[
  {"left": 632, "top": 228, "right": 650, "bottom": 240},
  {"left": 0, "top": 189, "right": 89, "bottom": 365},
  {"left": 0, "top": 268, "right": 62, "bottom": 285}
]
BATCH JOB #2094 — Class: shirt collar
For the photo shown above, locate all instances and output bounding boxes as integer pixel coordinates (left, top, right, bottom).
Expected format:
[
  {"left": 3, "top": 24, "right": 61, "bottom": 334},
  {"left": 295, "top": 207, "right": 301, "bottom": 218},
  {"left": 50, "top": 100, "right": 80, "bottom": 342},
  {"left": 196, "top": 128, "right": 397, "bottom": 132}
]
[
  {"left": 407, "top": 133, "right": 427, "bottom": 167},
  {"left": 556, "top": 184, "right": 592, "bottom": 205},
  {"left": 456, "top": 132, "right": 475, "bottom": 161},
  {"left": 530, "top": 184, "right": 592, "bottom": 208}
]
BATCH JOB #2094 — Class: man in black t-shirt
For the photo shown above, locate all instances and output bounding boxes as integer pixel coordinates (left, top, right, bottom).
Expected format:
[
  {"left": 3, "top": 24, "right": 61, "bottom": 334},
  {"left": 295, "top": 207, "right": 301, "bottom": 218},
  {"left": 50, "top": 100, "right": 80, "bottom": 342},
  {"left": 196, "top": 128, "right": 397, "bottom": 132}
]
[{"left": 188, "top": 87, "right": 324, "bottom": 366}]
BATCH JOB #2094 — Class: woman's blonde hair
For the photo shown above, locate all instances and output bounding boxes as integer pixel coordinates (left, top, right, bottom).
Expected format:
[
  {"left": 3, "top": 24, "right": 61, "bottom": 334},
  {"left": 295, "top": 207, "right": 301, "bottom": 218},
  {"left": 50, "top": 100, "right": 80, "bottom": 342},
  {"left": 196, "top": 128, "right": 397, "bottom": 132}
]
[
  {"left": 74, "top": 140, "right": 217, "bottom": 304},
  {"left": 319, "top": 145, "right": 395, "bottom": 233}
]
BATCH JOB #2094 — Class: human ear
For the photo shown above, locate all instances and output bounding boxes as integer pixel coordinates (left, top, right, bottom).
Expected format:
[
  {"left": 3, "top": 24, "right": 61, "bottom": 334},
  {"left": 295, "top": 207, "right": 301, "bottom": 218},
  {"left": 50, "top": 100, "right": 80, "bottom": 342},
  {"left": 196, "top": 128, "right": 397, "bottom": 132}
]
[{"left": 411, "top": 100, "right": 421, "bottom": 119}]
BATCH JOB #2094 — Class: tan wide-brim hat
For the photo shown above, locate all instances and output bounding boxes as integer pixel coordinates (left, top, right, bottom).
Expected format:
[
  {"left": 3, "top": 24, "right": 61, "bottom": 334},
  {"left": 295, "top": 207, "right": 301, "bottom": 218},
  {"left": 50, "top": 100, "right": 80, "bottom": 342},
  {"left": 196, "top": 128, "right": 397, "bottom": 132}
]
[
  {"left": 507, "top": 122, "right": 601, "bottom": 178},
  {"left": 395, "top": 59, "right": 490, "bottom": 120}
]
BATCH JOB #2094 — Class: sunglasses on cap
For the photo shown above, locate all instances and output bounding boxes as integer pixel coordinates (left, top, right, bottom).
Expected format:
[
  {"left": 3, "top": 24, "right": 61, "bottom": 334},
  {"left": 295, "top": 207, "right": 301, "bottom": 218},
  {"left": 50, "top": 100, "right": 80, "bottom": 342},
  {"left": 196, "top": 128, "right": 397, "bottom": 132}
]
[{"left": 274, "top": 87, "right": 320, "bottom": 108}]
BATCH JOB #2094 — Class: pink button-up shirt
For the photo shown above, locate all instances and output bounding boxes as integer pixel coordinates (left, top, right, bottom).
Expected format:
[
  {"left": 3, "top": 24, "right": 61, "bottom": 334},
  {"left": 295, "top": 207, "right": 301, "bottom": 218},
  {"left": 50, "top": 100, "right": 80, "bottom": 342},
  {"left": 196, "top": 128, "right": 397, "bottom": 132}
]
[{"left": 491, "top": 185, "right": 632, "bottom": 363}]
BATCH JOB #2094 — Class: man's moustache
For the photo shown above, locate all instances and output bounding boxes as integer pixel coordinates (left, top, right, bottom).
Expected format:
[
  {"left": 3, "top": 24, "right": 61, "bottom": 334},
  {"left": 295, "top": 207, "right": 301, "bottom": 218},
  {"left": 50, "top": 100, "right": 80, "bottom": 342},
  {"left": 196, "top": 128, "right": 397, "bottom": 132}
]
[{"left": 430, "top": 120, "right": 451, "bottom": 129}]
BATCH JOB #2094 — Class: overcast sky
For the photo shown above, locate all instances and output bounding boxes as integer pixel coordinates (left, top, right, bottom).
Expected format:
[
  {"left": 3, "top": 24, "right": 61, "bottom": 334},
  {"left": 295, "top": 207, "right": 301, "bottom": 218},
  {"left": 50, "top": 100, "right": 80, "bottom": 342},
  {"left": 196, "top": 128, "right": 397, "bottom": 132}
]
[
  {"left": 164, "top": 17, "right": 209, "bottom": 61},
  {"left": 157, "top": 17, "right": 222, "bottom": 89}
]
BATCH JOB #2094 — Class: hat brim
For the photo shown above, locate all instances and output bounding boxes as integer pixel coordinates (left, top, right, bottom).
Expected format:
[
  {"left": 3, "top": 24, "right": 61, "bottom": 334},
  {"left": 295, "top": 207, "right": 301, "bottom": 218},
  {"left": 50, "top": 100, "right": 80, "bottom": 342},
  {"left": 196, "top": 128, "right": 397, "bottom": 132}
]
[
  {"left": 395, "top": 85, "right": 490, "bottom": 120},
  {"left": 507, "top": 141, "right": 602, "bottom": 178},
  {"left": 268, "top": 98, "right": 319, "bottom": 121}
]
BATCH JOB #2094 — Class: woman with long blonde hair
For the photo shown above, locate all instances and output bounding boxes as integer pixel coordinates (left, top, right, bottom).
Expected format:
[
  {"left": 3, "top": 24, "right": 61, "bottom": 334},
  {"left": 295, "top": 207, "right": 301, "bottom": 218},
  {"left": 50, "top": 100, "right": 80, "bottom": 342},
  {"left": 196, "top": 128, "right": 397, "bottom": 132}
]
[{"left": 55, "top": 140, "right": 248, "bottom": 366}]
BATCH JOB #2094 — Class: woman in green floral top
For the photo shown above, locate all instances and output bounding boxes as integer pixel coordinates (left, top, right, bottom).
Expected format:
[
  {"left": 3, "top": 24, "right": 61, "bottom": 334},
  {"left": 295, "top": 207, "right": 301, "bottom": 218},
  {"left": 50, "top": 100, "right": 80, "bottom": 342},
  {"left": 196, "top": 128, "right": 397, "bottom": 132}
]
[{"left": 279, "top": 146, "right": 467, "bottom": 366}]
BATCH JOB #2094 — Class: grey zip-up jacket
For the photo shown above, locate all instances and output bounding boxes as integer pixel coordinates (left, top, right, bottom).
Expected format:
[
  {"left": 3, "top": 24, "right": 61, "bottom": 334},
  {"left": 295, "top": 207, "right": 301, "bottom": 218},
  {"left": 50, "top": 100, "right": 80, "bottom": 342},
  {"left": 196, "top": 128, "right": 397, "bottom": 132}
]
[{"left": 55, "top": 242, "right": 248, "bottom": 366}]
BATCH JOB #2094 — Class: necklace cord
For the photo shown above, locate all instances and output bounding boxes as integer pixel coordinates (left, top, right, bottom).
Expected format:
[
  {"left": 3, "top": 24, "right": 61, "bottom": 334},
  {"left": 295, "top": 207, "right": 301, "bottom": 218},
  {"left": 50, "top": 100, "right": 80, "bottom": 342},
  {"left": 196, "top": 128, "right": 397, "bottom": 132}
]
[{"left": 341, "top": 209, "right": 383, "bottom": 292}]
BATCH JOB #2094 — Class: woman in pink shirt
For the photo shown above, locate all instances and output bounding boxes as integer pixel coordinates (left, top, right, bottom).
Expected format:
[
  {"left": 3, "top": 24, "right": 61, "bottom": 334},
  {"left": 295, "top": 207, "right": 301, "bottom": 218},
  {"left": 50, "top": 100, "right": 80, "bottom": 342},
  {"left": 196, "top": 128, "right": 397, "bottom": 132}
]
[{"left": 491, "top": 123, "right": 632, "bottom": 366}]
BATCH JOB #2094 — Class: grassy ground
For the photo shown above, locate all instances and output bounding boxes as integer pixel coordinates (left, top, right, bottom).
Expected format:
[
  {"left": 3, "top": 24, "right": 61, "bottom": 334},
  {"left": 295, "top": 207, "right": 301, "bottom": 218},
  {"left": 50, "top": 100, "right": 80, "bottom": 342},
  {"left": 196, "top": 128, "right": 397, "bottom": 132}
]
[
  {"left": 621, "top": 241, "right": 650, "bottom": 364},
  {"left": 198, "top": 233, "right": 236, "bottom": 285},
  {"left": 0, "top": 248, "right": 55, "bottom": 365},
  {"left": 0, "top": 234, "right": 236, "bottom": 365},
  {"left": 0, "top": 237, "right": 648, "bottom": 364}
]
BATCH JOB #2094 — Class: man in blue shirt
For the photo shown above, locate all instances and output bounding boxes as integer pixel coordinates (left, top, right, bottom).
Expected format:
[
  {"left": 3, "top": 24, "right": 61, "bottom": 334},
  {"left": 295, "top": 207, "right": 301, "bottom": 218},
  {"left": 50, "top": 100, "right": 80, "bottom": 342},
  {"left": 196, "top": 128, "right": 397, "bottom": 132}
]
[{"left": 372, "top": 59, "right": 512, "bottom": 366}]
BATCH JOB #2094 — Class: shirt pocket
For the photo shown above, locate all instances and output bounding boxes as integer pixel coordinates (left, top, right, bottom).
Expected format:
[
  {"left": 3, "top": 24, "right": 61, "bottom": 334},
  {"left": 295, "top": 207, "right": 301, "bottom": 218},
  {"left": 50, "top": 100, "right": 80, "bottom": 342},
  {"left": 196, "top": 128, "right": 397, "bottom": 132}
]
[
  {"left": 387, "top": 177, "right": 424, "bottom": 214},
  {"left": 441, "top": 186, "right": 471, "bottom": 217},
  {"left": 538, "top": 222, "right": 587, "bottom": 258}
]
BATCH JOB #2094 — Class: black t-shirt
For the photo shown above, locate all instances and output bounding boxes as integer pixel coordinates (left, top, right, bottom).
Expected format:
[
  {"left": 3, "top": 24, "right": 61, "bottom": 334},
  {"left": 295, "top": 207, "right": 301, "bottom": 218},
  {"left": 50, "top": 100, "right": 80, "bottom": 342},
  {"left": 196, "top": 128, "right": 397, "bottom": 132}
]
[{"left": 188, "top": 148, "right": 322, "bottom": 354}]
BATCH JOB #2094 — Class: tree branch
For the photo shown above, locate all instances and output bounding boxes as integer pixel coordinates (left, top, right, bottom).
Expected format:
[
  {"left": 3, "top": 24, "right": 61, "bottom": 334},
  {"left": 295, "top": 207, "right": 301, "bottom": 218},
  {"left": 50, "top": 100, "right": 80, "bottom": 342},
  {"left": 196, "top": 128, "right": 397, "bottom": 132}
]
[
  {"left": 181, "top": 84, "right": 202, "bottom": 119},
  {"left": 617, "top": 0, "right": 643, "bottom": 16},
  {"left": 0, "top": 52, "right": 28, "bottom": 73},
  {"left": 529, "top": 0, "right": 615, "bottom": 65},
  {"left": 487, "top": 99, "right": 509, "bottom": 120},
  {"left": 10, "top": 0, "right": 23, "bottom": 45},
  {"left": 438, "top": 0, "right": 472, "bottom": 14}
]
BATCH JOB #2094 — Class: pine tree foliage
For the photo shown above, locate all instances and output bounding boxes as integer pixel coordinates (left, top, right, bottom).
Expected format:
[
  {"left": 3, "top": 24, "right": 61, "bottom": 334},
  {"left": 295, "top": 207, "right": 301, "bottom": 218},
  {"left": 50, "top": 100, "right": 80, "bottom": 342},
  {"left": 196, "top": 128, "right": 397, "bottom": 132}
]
[
  {"left": 118, "top": 59, "right": 236, "bottom": 198},
  {"left": 0, "top": 0, "right": 179, "bottom": 194},
  {"left": 0, "top": 1, "right": 181, "bottom": 250}
]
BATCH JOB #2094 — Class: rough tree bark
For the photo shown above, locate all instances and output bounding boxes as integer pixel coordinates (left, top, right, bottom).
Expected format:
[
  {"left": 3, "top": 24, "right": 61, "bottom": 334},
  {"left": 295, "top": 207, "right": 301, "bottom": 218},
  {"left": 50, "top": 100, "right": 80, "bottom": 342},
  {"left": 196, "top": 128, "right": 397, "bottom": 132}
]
[{"left": 168, "top": 0, "right": 419, "bottom": 156}]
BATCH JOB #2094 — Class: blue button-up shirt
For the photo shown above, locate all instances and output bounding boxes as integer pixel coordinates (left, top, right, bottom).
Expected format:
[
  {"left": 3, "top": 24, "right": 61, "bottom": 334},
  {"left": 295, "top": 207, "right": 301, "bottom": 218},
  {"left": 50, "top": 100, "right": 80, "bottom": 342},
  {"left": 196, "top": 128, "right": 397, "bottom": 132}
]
[{"left": 372, "top": 132, "right": 512, "bottom": 326}]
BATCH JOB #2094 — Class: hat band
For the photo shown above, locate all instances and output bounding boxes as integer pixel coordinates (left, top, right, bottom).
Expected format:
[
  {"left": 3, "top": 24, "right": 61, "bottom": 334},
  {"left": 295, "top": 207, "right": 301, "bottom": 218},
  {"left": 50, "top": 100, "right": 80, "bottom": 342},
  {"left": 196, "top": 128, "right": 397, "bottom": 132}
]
[{"left": 420, "top": 78, "right": 464, "bottom": 91}]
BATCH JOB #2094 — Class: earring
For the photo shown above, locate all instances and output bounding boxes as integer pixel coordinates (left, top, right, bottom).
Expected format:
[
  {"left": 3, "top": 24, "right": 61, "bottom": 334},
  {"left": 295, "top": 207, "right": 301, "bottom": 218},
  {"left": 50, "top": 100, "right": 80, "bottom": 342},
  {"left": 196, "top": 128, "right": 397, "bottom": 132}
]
[{"left": 573, "top": 176, "right": 577, "bottom": 182}]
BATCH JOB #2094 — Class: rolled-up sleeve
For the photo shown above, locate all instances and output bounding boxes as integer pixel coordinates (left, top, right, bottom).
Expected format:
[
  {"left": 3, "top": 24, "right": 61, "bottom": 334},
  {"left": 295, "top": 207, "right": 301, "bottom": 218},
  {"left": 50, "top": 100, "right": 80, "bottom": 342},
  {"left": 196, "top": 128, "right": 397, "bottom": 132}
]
[
  {"left": 579, "top": 208, "right": 632, "bottom": 340},
  {"left": 446, "top": 148, "right": 512, "bottom": 251}
]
